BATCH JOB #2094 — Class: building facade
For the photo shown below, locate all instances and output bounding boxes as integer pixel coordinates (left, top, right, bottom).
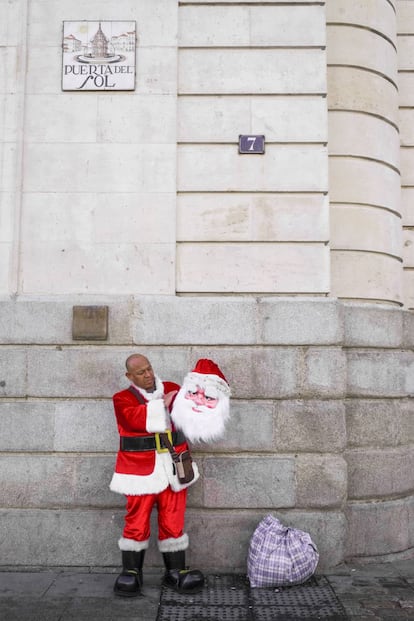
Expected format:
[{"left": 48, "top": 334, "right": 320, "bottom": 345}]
[{"left": 0, "top": 0, "right": 413, "bottom": 570}]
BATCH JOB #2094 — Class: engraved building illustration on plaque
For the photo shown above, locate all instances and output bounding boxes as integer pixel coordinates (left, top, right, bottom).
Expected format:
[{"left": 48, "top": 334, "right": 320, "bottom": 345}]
[{"left": 62, "top": 21, "right": 136, "bottom": 91}]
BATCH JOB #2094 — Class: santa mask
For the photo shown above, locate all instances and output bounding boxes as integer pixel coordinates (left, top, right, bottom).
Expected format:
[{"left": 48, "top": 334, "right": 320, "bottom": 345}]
[{"left": 171, "top": 359, "right": 231, "bottom": 443}]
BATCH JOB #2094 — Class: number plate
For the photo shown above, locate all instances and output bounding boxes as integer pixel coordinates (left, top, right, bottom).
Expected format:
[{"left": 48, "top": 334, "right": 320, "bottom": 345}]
[{"left": 238, "top": 135, "right": 265, "bottom": 154}]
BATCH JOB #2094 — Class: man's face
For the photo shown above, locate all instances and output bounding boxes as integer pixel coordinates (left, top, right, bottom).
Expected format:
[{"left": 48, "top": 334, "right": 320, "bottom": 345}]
[
  {"left": 185, "top": 386, "right": 218, "bottom": 412},
  {"left": 126, "top": 357, "right": 156, "bottom": 392}
]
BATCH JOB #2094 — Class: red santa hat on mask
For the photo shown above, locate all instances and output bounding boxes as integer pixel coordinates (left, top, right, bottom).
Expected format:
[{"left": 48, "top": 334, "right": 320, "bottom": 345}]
[
  {"left": 185, "top": 358, "right": 231, "bottom": 398},
  {"left": 171, "top": 359, "right": 231, "bottom": 443}
]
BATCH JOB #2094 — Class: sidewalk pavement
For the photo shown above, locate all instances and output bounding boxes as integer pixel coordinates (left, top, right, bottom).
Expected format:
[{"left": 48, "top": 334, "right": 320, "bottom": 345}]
[{"left": 0, "top": 558, "right": 413, "bottom": 620}]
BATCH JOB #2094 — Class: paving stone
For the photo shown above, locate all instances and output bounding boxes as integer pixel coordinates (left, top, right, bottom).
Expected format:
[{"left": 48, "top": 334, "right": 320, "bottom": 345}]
[{"left": 0, "top": 561, "right": 413, "bottom": 620}]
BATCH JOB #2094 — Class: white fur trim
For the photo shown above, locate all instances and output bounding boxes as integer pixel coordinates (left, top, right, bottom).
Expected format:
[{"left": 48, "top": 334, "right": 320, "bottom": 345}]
[
  {"left": 110, "top": 452, "right": 171, "bottom": 495},
  {"left": 118, "top": 537, "right": 149, "bottom": 552},
  {"left": 185, "top": 372, "right": 231, "bottom": 397},
  {"left": 109, "top": 453, "right": 198, "bottom": 495},
  {"left": 110, "top": 471, "right": 169, "bottom": 495},
  {"left": 158, "top": 533, "right": 189, "bottom": 553},
  {"left": 146, "top": 399, "right": 170, "bottom": 433},
  {"left": 133, "top": 376, "right": 164, "bottom": 401}
]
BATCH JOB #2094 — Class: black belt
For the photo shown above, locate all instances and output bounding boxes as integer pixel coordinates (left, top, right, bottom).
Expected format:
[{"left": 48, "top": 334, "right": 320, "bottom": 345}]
[{"left": 120, "top": 431, "right": 186, "bottom": 452}]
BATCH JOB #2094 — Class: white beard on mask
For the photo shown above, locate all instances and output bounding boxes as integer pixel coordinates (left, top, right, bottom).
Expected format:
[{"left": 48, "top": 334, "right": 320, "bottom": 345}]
[{"left": 171, "top": 386, "right": 230, "bottom": 444}]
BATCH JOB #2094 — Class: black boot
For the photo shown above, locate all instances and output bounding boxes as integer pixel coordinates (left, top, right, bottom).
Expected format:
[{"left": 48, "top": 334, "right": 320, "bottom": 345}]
[
  {"left": 114, "top": 550, "right": 145, "bottom": 597},
  {"left": 162, "top": 550, "right": 204, "bottom": 594}
]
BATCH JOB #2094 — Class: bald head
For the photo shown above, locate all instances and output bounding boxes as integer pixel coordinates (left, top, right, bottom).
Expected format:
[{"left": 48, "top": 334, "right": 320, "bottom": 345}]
[
  {"left": 125, "top": 354, "right": 149, "bottom": 372},
  {"left": 125, "top": 354, "right": 156, "bottom": 392}
]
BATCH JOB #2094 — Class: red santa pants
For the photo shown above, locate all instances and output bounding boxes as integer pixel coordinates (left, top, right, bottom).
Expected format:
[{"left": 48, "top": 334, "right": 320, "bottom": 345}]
[{"left": 123, "top": 486, "right": 187, "bottom": 542}]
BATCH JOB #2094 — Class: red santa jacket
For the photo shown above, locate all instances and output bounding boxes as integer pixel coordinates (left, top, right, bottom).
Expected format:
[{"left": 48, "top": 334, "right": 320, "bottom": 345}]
[{"left": 109, "top": 380, "right": 199, "bottom": 495}]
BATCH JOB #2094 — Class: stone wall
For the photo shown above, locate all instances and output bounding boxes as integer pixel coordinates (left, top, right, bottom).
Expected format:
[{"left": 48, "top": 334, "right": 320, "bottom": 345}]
[
  {"left": 0, "top": 0, "right": 413, "bottom": 572},
  {"left": 328, "top": 0, "right": 402, "bottom": 304},
  {"left": 177, "top": 0, "right": 329, "bottom": 294},
  {"left": 399, "top": 0, "right": 414, "bottom": 308},
  {"left": 0, "top": 0, "right": 331, "bottom": 298},
  {"left": 1, "top": 2, "right": 411, "bottom": 301},
  {"left": 0, "top": 297, "right": 413, "bottom": 570}
]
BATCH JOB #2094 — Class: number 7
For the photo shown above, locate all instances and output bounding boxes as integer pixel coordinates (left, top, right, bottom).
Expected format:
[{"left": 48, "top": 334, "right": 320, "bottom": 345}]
[{"left": 247, "top": 136, "right": 257, "bottom": 151}]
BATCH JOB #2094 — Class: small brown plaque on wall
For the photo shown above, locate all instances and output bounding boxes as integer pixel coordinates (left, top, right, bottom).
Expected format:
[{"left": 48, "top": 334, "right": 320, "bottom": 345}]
[{"left": 72, "top": 305, "right": 108, "bottom": 340}]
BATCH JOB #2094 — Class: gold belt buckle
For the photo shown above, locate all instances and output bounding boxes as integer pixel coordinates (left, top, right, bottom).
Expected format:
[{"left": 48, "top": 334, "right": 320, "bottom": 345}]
[{"left": 155, "top": 430, "right": 172, "bottom": 453}]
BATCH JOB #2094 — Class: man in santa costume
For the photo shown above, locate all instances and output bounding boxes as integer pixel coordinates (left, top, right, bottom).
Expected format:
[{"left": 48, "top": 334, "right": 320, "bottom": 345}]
[{"left": 110, "top": 354, "right": 231, "bottom": 597}]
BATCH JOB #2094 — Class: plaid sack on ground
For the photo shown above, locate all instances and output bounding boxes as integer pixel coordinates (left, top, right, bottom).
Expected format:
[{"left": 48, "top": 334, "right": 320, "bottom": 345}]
[{"left": 247, "top": 514, "right": 319, "bottom": 588}]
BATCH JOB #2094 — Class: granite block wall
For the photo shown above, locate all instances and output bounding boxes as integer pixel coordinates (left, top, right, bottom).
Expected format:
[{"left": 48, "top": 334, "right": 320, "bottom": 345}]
[{"left": 0, "top": 297, "right": 412, "bottom": 571}]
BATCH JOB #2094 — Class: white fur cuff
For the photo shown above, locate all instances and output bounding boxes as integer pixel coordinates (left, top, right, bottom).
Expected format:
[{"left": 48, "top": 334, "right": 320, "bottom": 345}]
[
  {"left": 146, "top": 399, "right": 169, "bottom": 433},
  {"left": 158, "top": 533, "right": 189, "bottom": 553},
  {"left": 118, "top": 537, "right": 150, "bottom": 552}
]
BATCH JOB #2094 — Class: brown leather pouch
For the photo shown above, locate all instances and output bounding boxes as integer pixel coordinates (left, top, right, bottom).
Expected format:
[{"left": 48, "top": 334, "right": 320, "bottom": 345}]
[{"left": 174, "top": 450, "right": 194, "bottom": 484}]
